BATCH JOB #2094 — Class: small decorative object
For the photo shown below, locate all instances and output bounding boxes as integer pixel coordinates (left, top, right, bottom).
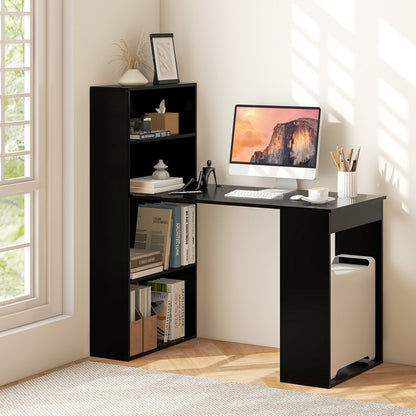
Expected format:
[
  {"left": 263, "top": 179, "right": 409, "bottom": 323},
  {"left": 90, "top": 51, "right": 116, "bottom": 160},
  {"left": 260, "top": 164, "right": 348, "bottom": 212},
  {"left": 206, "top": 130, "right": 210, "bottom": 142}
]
[
  {"left": 146, "top": 99, "right": 179, "bottom": 135},
  {"left": 152, "top": 160, "right": 170, "bottom": 179},
  {"left": 150, "top": 33, "right": 179, "bottom": 84},
  {"left": 196, "top": 160, "right": 220, "bottom": 189},
  {"left": 156, "top": 99, "right": 166, "bottom": 114},
  {"left": 118, "top": 69, "right": 148, "bottom": 86},
  {"left": 140, "top": 116, "right": 152, "bottom": 132},
  {"left": 130, "top": 116, "right": 151, "bottom": 132},
  {"left": 114, "top": 34, "right": 149, "bottom": 86}
]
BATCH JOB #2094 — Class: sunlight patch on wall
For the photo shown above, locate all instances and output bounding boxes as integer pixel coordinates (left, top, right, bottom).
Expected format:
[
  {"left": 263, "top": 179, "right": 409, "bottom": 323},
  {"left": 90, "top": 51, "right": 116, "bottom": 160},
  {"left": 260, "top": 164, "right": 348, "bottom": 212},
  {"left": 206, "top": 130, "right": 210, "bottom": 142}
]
[
  {"left": 291, "top": 3, "right": 356, "bottom": 125},
  {"left": 378, "top": 155, "right": 409, "bottom": 213},
  {"left": 291, "top": 4, "right": 320, "bottom": 108},
  {"left": 313, "top": 0, "right": 355, "bottom": 33},
  {"left": 292, "top": 30, "right": 319, "bottom": 68},
  {"left": 328, "top": 87, "right": 354, "bottom": 125},
  {"left": 378, "top": 128, "right": 408, "bottom": 171},
  {"left": 379, "top": 19, "right": 416, "bottom": 88},
  {"left": 291, "top": 4, "right": 319, "bottom": 41},
  {"left": 291, "top": 81, "right": 319, "bottom": 107},
  {"left": 377, "top": 24, "right": 411, "bottom": 213},
  {"left": 291, "top": 55, "right": 319, "bottom": 93},
  {"left": 378, "top": 106, "right": 408, "bottom": 144},
  {"left": 378, "top": 78, "right": 409, "bottom": 122},
  {"left": 327, "top": 34, "right": 355, "bottom": 124},
  {"left": 328, "top": 61, "right": 355, "bottom": 99},
  {"left": 328, "top": 35, "right": 355, "bottom": 72}
]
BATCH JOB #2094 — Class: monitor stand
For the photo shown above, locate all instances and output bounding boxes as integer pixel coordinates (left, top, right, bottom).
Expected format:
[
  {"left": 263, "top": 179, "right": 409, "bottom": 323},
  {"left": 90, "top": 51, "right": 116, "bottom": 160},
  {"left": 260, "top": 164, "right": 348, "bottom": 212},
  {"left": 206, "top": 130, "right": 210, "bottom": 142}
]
[{"left": 267, "top": 178, "right": 298, "bottom": 193}]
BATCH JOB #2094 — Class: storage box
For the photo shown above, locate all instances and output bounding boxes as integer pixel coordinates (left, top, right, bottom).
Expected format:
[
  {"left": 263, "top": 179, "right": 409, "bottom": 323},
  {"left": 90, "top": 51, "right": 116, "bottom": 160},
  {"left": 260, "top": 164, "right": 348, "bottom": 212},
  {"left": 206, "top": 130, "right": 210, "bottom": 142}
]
[
  {"left": 146, "top": 112, "right": 179, "bottom": 135},
  {"left": 331, "top": 254, "right": 375, "bottom": 378},
  {"left": 130, "top": 318, "right": 143, "bottom": 356},
  {"left": 130, "top": 307, "right": 157, "bottom": 356}
]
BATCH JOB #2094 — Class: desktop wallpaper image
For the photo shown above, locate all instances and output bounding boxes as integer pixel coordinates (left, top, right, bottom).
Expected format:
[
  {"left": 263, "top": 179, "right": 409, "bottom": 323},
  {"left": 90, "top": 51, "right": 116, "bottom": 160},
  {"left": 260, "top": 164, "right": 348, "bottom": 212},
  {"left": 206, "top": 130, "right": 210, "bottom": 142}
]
[{"left": 231, "top": 107, "right": 320, "bottom": 167}]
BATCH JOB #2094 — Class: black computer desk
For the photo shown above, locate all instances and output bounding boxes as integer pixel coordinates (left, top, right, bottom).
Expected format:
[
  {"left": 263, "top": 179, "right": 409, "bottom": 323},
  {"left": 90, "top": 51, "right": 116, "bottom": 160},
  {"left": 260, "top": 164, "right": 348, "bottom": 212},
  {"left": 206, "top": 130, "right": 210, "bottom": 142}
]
[{"left": 161, "top": 184, "right": 386, "bottom": 388}]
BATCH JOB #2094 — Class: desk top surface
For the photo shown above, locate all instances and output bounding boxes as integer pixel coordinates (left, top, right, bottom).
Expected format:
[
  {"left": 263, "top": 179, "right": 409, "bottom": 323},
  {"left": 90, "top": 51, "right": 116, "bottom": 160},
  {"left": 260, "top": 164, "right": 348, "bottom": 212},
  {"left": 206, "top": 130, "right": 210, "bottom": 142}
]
[{"left": 132, "top": 184, "right": 386, "bottom": 212}]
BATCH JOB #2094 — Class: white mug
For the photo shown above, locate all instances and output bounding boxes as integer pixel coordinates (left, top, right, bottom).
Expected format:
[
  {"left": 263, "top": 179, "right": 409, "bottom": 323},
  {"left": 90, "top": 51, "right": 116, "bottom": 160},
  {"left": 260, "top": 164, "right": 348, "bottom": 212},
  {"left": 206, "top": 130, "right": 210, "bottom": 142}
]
[{"left": 308, "top": 187, "right": 329, "bottom": 201}]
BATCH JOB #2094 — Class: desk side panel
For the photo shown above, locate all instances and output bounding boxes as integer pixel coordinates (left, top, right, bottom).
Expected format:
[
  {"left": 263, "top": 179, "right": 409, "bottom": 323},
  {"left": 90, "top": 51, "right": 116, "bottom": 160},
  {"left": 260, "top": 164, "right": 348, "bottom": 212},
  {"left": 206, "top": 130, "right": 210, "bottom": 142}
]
[
  {"left": 90, "top": 87, "right": 130, "bottom": 359},
  {"left": 280, "top": 209, "right": 331, "bottom": 388}
]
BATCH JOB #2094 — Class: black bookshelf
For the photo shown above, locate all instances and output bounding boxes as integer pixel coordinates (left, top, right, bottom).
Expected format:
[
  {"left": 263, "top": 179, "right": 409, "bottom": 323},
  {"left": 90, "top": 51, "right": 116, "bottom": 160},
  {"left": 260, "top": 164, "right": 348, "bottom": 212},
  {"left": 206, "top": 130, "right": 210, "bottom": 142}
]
[{"left": 90, "top": 83, "right": 197, "bottom": 360}]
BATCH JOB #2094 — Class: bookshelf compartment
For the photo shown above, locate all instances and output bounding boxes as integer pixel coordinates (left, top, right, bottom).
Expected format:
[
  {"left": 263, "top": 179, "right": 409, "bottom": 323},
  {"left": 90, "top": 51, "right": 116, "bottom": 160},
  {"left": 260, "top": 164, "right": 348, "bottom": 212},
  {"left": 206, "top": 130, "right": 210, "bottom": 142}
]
[{"left": 129, "top": 136, "right": 196, "bottom": 183}]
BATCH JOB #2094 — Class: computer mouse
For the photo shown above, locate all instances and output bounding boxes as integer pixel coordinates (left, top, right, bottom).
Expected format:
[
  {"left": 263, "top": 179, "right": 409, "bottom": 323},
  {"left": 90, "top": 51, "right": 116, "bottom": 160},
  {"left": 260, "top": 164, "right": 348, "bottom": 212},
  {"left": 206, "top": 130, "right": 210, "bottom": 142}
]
[{"left": 290, "top": 194, "right": 304, "bottom": 200}]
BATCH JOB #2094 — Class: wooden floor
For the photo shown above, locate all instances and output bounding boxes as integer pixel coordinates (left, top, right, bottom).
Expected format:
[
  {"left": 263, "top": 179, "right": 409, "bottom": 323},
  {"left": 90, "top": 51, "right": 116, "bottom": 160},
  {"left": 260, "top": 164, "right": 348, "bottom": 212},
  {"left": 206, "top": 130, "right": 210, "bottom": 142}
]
[
  {"left": 91, "top": 338, "right": 416, "bottom": 409},
  {"left": 3, "top": 338, "right": 416, "bottom": 409}
]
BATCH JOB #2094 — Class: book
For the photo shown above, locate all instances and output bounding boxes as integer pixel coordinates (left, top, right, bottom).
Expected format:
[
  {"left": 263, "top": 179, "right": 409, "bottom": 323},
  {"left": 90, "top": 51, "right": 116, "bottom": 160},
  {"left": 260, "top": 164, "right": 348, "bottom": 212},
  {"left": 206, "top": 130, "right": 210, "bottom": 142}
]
[
  {"left": 130, "top": 287, "right": 138, "bottom": 322},
  {"left": 130, "top": 176, "right": 183, "bottom": 190},
  {"left": 130, "top": 284, "right": 152, "bottom": 318},
  {"left": 152, "top": 278, "right": 185, "bottom": 339},
  {"left": 135, "top": 207, "right": 173, "bottom": 270},
  {"left": 130, "top": 130, "right": 171, "bottom": 140},
  {"left": 130, "top": 260, "right": 163, "bottom": 273},
  {"left": 142, "top": 203, "right": 182, "bottom": 269},
  {"left": 148, "top": 279, "right": 178, "bottom": 340},
  {"left": 130, "top": 182, "right": 184, "bottom": 194},
  {"left": 169, "top": 203, "right": 195, "bottom": 266},
  {"left": 188, "top": 205, "right": 196, "bottom": 264},
  {"left": 130, "top": 264, "right": 163, "bottom": 280},
  {"left": 151, "top": 290, "right": 172, "bottom": 343},
  {"left": 130, "top": 248, "right": 163, "bottom": 270}
]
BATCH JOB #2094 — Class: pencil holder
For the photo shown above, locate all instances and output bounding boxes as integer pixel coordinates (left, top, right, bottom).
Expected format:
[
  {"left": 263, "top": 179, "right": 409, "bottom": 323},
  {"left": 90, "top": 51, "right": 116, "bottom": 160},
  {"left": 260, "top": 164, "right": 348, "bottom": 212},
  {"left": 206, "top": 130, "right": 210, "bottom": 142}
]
[{"left": 337, "top": 171, "right": 357, "bottom": 198}]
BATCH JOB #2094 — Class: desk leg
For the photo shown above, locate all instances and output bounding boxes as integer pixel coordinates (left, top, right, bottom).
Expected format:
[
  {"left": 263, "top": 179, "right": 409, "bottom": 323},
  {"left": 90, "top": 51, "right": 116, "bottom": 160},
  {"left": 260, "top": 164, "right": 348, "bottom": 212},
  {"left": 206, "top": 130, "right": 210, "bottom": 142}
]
[{"left": 280, "top": 209, "right": 331, "bottom": 388}]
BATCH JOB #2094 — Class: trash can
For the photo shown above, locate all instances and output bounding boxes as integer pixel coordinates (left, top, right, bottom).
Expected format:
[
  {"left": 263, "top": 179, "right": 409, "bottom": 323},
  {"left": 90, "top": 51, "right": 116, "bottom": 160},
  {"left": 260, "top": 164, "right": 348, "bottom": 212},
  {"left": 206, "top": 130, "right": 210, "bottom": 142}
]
[{"left": 331, "top": 254, "right": 375, "bottom": 378}]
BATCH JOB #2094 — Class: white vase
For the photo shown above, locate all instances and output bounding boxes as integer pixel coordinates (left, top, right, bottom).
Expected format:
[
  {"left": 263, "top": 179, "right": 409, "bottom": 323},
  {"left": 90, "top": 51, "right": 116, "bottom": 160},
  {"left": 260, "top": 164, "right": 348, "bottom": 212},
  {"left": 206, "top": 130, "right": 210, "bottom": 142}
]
[{"left": 118, "top": 69, "right": 148, "bottom": 86}]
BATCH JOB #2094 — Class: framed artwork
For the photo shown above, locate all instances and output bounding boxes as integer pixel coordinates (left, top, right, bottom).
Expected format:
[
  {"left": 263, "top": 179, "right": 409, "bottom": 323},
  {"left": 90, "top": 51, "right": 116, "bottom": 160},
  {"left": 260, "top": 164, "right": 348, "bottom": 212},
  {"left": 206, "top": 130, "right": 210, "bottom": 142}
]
[{"left": 150, "top": 33, "right": 180, "bottom": 84}]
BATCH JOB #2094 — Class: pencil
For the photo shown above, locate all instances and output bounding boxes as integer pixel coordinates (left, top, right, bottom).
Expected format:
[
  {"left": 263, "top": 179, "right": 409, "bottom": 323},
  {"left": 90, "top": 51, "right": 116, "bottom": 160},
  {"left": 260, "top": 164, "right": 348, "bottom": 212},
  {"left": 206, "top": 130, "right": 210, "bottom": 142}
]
[
  {"left": 330, "top": 152, "right": 340, "bottom": 170},
  {"left": 347, "top": 148, "right": 353, "bottom": 170},
  {"left": 352, "top": 148, "right": 360, "bottom": 171},
  {"left": 340, "top": 147, "right": 347, "bottom": 172}
]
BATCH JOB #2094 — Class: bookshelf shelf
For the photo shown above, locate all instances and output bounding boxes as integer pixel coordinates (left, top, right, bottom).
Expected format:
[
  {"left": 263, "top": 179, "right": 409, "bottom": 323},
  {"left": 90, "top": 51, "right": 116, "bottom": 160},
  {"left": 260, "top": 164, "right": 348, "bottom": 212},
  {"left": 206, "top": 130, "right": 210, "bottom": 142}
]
[
  {"left": 130, "top": 264, "right": 196, "bottom": 284},
  {"left": 130, "top": 132, "right": 196, "bottom": 145},
  {"left": 90, "top": 83, "right": 197, "bottom": 361}
]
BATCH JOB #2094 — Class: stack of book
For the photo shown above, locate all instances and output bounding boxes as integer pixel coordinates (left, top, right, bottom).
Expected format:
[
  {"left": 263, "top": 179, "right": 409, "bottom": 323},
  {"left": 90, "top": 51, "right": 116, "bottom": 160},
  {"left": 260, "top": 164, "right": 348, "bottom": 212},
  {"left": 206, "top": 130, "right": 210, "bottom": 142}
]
[
  {"left": 148, "top": 278, "right": 185, "bottom": 343},
  {"left": 130, "top": 176, "right": 184, "bottom": 194},
  {"left": 130, "top": 130, "right": 171, "bottom": 140},
  {"left": 130, "top": 248, "right": 163, "bottom": 279},
  {"left": 134, "top": 203, "right": 196, "bottom": 271}
]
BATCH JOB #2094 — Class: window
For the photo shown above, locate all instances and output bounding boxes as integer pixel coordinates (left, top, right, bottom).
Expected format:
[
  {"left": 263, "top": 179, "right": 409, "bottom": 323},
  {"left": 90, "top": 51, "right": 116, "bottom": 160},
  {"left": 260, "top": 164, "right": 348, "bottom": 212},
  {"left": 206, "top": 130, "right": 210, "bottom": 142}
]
[{"left": 0, "top": 0, "right": 62, "bottom": 331}]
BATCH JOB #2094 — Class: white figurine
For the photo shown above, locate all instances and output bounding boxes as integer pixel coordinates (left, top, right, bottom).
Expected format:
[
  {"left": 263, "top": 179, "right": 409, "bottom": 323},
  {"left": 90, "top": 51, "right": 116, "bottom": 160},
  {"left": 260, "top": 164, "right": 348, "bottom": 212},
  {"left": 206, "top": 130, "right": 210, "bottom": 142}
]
[
  {"left": 152, "top": 159, "right": 170, "bottom": 179},
  {"left": 156, "top": 99, "right": 166, "bottom": 114}
]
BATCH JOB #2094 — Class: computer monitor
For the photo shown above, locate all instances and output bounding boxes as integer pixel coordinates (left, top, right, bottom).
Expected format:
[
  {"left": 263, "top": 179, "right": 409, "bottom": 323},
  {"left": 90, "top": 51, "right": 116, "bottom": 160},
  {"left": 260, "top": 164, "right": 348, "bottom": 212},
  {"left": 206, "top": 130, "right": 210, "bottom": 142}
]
[{"left": 229, "top": 104, "right": 321, "bottom": 189}]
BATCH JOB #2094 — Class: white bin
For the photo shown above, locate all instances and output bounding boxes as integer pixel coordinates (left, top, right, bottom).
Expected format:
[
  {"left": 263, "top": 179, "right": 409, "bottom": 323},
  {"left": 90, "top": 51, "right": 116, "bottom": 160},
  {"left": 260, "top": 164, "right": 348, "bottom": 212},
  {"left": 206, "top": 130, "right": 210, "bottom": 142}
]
[{"left": 331, "top": 254, "right": 375, "bottom": 379}]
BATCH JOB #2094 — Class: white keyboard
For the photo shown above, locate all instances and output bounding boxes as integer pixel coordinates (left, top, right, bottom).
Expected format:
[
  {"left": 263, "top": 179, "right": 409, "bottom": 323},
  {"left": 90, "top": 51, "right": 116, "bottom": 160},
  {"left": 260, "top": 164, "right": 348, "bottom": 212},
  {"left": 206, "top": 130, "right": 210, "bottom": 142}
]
[{"left": 224, "top": 189, "right": 284, "bottom": 200}]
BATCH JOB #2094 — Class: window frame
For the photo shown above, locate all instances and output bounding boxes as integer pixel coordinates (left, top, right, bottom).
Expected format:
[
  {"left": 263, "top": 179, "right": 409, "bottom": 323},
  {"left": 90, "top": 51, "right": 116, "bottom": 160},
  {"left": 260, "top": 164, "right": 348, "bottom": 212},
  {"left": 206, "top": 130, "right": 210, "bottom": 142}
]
[{"left": 0, "top": 0, "right": 63, "bottom": 331}]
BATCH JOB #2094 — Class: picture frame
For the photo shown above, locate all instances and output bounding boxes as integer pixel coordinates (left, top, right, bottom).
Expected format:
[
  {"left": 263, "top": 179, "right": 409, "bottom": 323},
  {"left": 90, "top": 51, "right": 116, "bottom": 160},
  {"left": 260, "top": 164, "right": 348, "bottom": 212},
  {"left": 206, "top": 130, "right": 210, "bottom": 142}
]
[{"left": 150, "top": 33, "right": 180, "bottom": 84}]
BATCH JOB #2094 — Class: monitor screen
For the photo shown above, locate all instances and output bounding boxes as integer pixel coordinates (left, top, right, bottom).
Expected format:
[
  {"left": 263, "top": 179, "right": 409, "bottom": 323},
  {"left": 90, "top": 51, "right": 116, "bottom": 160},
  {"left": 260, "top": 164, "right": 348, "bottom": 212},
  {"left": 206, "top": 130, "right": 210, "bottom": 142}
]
[{"left": 229, "top": 105, "right": 321, "bottom": 180}]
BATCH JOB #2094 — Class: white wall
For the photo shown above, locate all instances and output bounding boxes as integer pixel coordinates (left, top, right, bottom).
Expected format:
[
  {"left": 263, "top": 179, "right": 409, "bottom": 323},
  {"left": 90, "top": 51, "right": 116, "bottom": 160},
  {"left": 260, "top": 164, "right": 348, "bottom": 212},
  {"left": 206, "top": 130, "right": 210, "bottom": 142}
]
[
  {"left": 161, "top": 0, "right": 416, "bottom": 365},
  {"left": 0, "top": 0, "right": 160, "bottom": 386},
  {"left": 197, "top": 205, "right": 279, "bottom": 347}
]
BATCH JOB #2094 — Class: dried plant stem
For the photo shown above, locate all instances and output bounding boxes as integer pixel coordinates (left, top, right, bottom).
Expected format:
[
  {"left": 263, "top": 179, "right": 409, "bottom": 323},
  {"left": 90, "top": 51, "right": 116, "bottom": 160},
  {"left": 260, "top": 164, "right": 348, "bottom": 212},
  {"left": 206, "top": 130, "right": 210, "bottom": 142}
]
[{"left": 113, "top": 32, "right": 149, "bottom": 71}]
